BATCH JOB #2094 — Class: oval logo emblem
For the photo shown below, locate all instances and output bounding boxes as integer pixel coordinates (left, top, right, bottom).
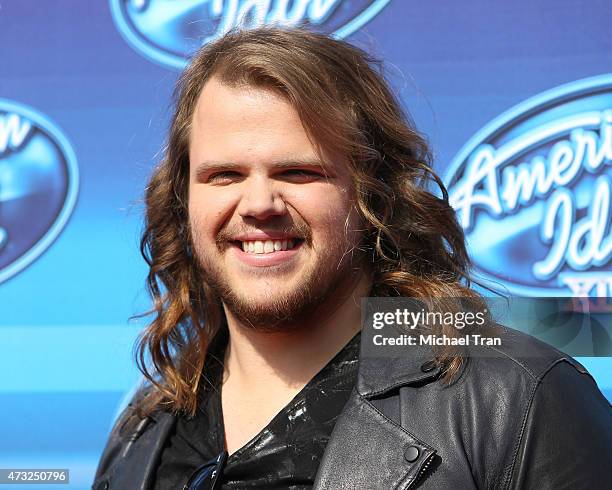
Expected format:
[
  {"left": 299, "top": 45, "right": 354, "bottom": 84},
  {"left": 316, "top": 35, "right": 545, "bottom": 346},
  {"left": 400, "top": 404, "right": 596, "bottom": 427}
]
[
  {"left": 109, "top": 0, "right": 391, "bottom": 69},
  {"left": 0, "top": 99, "right": 79, "bottom": 284},
  {"left": 446, "top": 74, "right": 612, "bottom": 297}
]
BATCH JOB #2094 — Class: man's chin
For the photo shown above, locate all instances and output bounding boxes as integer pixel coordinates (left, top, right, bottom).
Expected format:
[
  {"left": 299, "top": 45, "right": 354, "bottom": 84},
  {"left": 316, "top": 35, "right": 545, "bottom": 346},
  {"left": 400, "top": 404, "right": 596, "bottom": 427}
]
[
  {"left": 200, "top": 254, "right": 350, "bottom": 331},
  {"left": 222, "top": 296, "right": 301, "bottom": 329},
  {"left": 219, "top": 283, "right": 329, "bottom": 332}
]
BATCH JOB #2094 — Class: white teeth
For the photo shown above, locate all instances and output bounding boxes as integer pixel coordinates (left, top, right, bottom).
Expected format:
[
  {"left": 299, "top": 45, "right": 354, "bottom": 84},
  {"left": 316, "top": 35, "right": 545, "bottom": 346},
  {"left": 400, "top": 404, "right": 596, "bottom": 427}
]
[{"left": 240, "top": 239, "right": 298, "bottom": 254}]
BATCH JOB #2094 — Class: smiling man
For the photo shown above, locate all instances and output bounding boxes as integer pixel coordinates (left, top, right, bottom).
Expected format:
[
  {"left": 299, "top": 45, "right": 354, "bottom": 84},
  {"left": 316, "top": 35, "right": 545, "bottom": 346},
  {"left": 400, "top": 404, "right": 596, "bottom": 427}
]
[
  {"left": 94, "top": 28, "right": 612, "bottom": 490},
  {"left": 189, "top": 76, "right": 368, "bottom": 339},
  {"left": 187, "top": 74, "right": 370, "bottom": 459}
]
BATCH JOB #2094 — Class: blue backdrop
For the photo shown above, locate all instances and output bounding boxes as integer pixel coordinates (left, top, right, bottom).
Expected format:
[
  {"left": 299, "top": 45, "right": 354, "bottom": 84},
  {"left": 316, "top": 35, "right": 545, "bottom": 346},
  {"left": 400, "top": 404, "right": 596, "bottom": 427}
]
[{"left": 1, "top": 1, "right": 610, "bottom": 488}]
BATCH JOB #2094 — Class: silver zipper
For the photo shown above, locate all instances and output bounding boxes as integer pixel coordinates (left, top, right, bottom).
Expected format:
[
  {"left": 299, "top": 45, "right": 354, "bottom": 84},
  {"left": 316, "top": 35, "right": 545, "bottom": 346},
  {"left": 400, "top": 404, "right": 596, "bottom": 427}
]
[{"left": 405, "top": 452, "right": 436, "bottom": 489}]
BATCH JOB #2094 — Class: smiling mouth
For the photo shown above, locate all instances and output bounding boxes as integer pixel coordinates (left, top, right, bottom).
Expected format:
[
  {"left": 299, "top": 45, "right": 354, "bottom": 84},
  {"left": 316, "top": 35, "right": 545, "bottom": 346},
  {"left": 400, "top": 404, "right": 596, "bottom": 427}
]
[{"left": 231, "top": 238, "right": 304, "bottom": 254}]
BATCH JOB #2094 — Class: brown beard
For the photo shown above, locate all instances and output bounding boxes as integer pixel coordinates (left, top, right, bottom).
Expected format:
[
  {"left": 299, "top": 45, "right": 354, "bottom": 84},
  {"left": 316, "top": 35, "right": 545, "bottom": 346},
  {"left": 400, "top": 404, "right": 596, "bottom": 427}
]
[
  {"left": 197, "top": 251, "right": 365, "bottom": 333},
  {"left": 191, "top": 225, "right": 365, "bottom": 333}
]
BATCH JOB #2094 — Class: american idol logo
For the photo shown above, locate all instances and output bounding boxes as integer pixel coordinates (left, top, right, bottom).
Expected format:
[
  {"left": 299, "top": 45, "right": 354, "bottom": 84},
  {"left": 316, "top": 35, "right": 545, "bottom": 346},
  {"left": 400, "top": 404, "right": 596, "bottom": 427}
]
[
  {"left": 446, "top": 75, "right": 612, "bottom": 297},
  {"left": 0, "top": 100, "right": 78, "bottom": 284},
  {"left": 109, "top": 0, "right": 391, "bottom": 69}
]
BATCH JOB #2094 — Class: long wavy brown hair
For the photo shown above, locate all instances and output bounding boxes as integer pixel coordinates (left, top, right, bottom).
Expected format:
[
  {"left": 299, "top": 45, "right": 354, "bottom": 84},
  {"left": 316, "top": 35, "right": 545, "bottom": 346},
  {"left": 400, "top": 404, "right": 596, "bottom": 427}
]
[{"left": 136, "top": 27, "right": 488, "bottom": 417}]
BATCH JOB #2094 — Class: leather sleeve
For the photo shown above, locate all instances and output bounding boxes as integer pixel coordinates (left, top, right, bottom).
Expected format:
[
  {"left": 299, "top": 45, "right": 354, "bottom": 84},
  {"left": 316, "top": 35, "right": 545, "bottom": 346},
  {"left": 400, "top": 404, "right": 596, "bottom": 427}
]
[{"left": 508, "top": 359, "right": 612, "bottom": 489}]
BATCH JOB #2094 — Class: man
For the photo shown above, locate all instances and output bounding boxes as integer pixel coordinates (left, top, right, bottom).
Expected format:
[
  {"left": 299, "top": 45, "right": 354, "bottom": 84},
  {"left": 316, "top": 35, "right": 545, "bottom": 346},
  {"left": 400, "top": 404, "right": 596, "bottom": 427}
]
[{"left": 94, "top": 28, "right": 612, "bottom": 489}]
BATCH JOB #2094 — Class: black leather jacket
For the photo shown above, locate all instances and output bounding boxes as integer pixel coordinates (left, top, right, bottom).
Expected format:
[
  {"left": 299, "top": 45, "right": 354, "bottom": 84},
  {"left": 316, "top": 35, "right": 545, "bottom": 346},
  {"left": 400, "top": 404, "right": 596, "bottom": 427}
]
[{"left": 93, "top": 326, "right": 612, "bottom": 489}]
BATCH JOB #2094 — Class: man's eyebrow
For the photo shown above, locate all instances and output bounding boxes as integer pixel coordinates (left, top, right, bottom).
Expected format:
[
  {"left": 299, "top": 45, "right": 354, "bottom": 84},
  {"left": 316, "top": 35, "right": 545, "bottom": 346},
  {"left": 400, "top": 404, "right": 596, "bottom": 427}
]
[
  {"left": 193, "top": 161, "right": 241, "bottom": 176},
  {"left": 193, "top": 158, "right": 329, "bottom": 175},
  {"left": 272, "top": 158, "right": 327, "bottom": 169}
]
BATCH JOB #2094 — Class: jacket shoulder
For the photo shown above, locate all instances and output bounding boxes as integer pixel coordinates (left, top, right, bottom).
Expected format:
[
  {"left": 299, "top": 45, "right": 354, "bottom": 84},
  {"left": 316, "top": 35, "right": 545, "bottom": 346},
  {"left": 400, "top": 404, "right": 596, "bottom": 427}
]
[
  {"left": 479, "top": 324, "right": 592, "bottom": 382},
  {"left": 461, "top": 326, "right": 611, "bottom": 486},
  {"left": 94, "top": 384, "right": 156, "bottom": 479},
  {"left": 458, "top": 325, "right": 598, "bottom": 413},
  {"left": 490, "top": 327, "right": 612, "bottom": 488}
]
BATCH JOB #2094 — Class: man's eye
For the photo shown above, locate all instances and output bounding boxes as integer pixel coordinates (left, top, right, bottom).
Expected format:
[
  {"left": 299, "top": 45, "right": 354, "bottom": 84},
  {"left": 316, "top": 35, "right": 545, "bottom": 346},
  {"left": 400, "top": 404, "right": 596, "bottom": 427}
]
[
  {"left": 208, "top": 171, "right": 241, "bottom": 183},
  {"left": 283, "top": 169, "right": 322, "bottom": 179}
]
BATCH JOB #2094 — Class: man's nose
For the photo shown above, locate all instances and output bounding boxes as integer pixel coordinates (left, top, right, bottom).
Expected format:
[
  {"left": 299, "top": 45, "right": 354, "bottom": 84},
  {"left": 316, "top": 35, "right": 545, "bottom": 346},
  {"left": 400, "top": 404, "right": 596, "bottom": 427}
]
[{"left": 236, "top": 177, "right": 287, "bottom": 220}]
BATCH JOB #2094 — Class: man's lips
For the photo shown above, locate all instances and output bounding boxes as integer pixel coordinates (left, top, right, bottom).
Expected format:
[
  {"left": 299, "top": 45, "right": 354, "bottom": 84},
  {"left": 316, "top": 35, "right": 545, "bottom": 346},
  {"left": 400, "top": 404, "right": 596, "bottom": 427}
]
[
  {"left": 229, "top": 237, "right": 304, "bottom": 252},
  {"left": 228, "top": 238, "right": 304, "bottom": 267}
]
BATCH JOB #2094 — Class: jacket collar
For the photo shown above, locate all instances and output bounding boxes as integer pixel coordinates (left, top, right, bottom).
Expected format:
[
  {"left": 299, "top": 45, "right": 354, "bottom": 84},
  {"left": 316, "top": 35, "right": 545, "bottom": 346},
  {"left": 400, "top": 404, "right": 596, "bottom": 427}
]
[
  {"left": 357, "top": 334, "right": 442, "bottom": 398},
  {"left": 313, "top": 389, "right": 437, "bottom": 489}
]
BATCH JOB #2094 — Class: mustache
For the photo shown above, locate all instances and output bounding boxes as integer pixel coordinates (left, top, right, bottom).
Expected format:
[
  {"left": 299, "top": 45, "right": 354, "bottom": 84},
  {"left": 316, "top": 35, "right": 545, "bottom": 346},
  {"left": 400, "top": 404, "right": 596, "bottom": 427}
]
[{"left": 216, "top": 221, "right": 312, "bottom": 244}]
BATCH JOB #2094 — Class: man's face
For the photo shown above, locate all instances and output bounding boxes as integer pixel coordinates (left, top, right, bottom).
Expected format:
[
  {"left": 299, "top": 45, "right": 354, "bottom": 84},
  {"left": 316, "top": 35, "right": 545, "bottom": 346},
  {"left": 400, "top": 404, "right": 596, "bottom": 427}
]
[{"left": 188, "top": 77, "right": 365, "bottom": 329}]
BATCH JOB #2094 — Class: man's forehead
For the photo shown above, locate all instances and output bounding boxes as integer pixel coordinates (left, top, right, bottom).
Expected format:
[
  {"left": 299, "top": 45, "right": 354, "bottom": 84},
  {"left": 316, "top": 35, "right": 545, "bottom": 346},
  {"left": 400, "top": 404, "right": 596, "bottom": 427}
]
[
  {"left": 192, "top": 77, "right": 284, "bottom": 123},
  {"left": 189, "top": 78, "right": 345, "bottom": 175}
]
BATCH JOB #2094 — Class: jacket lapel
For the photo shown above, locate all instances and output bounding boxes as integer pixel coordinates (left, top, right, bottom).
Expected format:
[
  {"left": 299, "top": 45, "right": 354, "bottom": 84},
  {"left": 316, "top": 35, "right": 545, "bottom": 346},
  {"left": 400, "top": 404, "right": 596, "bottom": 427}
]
[
  {"left": 313, "top": 391, "right": 436, "bottom": 489},
  {"left": 313, "top": 334, "right": 440, "bottom": 489}
]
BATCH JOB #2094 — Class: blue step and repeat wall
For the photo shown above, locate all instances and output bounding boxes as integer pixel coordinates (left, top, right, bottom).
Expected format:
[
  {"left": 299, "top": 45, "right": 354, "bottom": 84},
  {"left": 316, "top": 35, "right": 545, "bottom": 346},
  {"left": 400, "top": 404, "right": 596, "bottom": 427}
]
[{"left": 1, "top": 1, "right": 611, "bottom": 488}]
